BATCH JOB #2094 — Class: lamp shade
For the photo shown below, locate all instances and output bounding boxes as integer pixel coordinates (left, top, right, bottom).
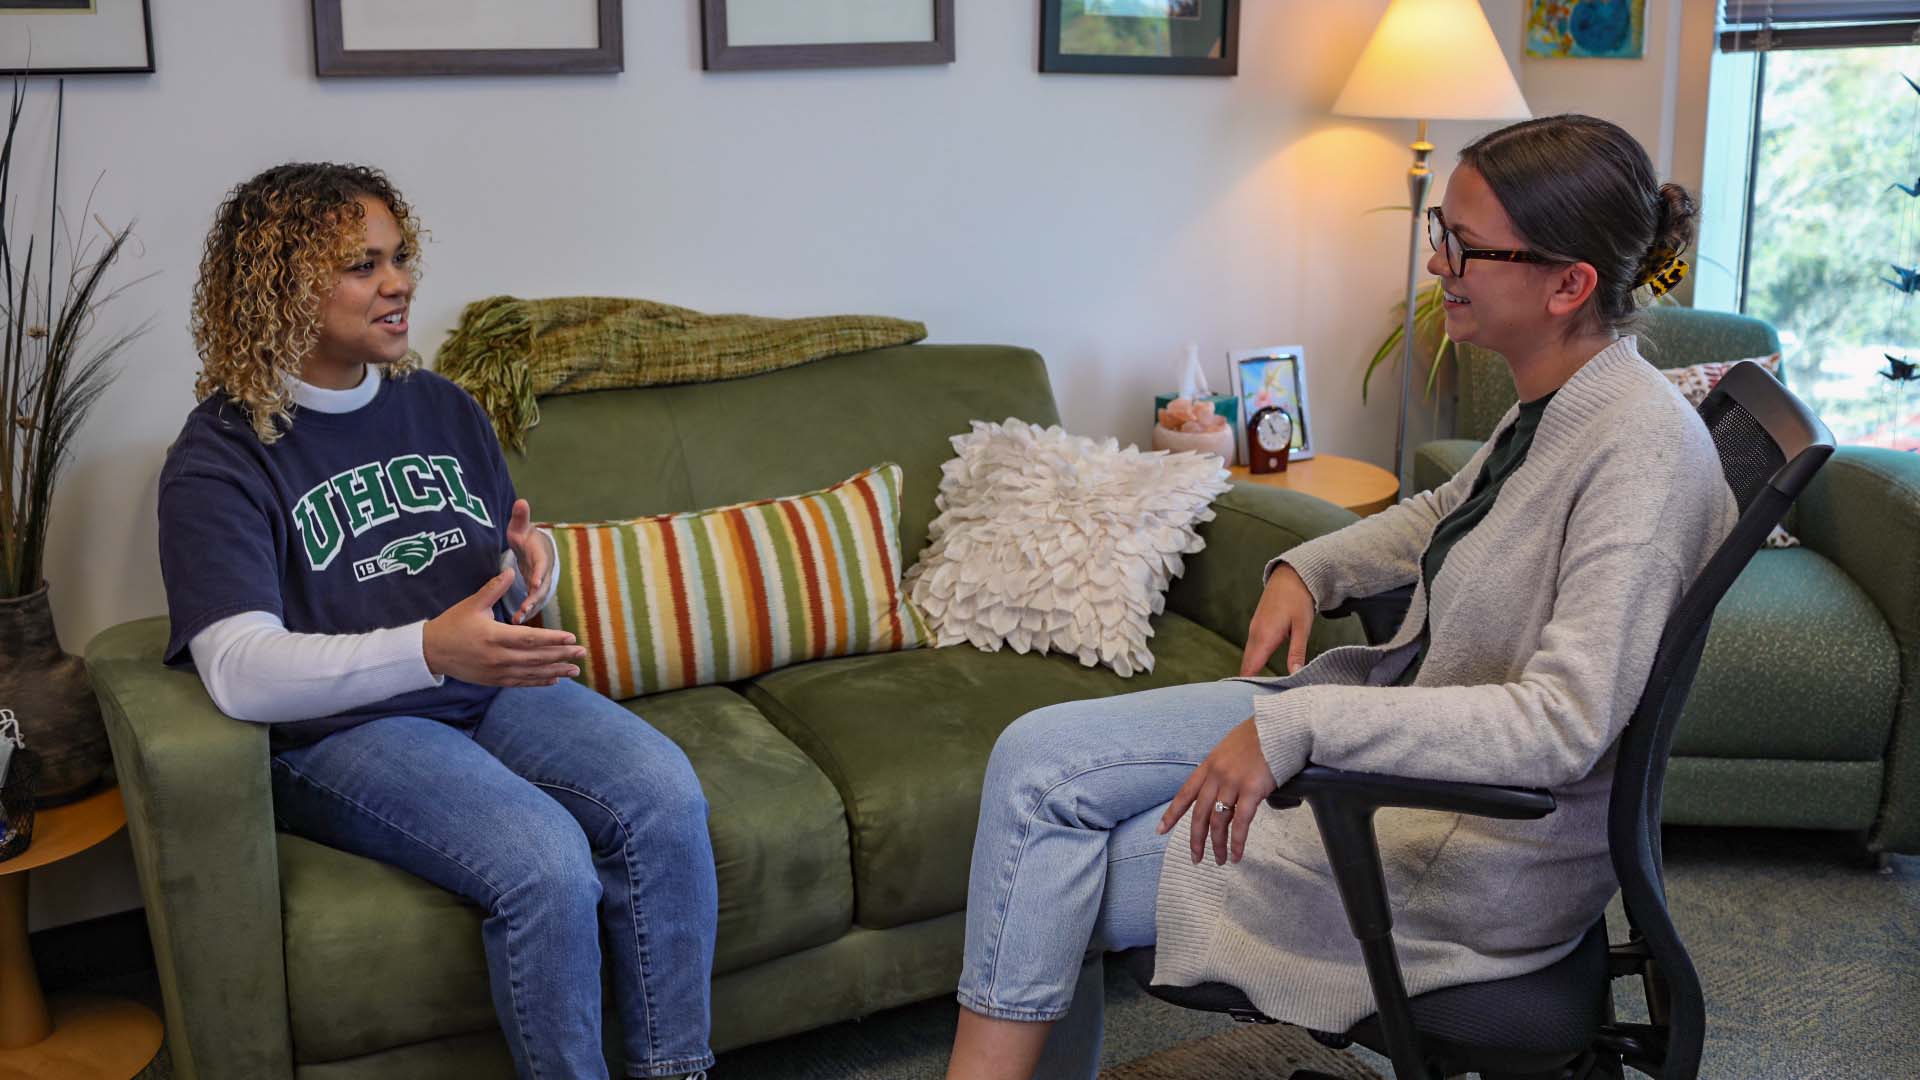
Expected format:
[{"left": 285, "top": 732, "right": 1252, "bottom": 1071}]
[{"left": 1333, "top": 0, "right": 1531, "bottom": 122}]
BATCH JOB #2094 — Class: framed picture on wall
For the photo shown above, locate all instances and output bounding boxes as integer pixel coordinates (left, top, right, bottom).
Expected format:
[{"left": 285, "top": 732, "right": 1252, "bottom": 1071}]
[
  {"left": 1040, "top": 0, "right": 1238, "bottom": 76},
  {"left": 1229, "top": 346, "right": 1314, "bottom": 464},
  {"left": 1525, "top": 0, "right": 1647, "bottom": 59},
  {"left": 311, "top": 0, "right": 622, "bottom": 77},
  {"left": 701, "top": 0, "right": 955, "bottom": 71},
  {"left": 0, "top": 0, "right": 154, "bottom": 76}
]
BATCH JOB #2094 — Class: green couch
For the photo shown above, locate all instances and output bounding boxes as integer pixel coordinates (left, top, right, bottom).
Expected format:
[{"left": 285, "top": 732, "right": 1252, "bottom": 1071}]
[
  {"left": 1416, "top": 308, "right": 1920, "bottom": 856},
  {"left": 87, "top": 344, "right": 1364, "bottom": 1079}
]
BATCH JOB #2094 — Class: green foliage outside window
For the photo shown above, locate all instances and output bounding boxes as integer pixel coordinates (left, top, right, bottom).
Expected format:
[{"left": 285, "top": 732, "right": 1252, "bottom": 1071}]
[{"left": 1745, "top": 45, "right": 1920, "bottom": 447}]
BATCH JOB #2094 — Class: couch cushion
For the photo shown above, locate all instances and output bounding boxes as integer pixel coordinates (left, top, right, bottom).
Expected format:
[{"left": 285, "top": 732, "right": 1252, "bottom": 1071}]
[
  {"left": 743, "top": 611, "right": 1257, "bottom": 930},
  {"left": 1672, "top": 548, "right": 1898, "bottom": 761},
  {"left": 281, "top": 835, "right": 491, "bottom": 1063},
  {"left": 280, "top": 685, "right": 850, "bottom": 1064},
  {"left": 506, "top": 344, "right": 1061, "bottom": 565}
]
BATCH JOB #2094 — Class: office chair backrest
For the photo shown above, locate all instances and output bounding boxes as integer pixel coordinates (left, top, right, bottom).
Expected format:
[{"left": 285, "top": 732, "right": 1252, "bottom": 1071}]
[{"left": 1607, "top": 360, "right": 1833, "bottom": 1079}]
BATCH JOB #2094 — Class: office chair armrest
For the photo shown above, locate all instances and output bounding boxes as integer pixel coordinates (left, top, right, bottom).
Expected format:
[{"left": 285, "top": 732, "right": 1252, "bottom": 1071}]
[
  {"left": 1322, "top": 586, "right": 1415, "bottom": 648},
  {"left": 1261, "top": 766, "right": 1556, "bottom": 1079},
  {"left": 1266, "top": 765, "right": 1556, "bottom": 819}
]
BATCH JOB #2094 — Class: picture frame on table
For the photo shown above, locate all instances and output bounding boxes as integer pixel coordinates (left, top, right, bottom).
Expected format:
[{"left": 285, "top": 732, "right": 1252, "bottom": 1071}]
[
  {"left": 0, "top": 0, "right": 154, "bottom": 76},
  {"left": 311, "top": 0, "right": 622, "bottom": 78},
  {"left": 1229, "top": 346, "right": 1313, "bottom": 465},
  {"left": 1040, "top": 0, "right": 1239, "bottom": 76},
  {"left": 702, "top": 0, "right": 955, "bottom": 71}
]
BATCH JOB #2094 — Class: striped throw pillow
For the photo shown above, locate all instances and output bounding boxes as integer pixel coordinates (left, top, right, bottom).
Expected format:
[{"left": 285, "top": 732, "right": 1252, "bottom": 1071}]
[{"left": 534, "top": 465, "right": 930, "bottom": 699}]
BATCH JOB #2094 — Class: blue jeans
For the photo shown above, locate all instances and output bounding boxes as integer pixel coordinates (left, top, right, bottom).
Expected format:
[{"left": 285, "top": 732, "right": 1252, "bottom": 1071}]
[
  {"left": 271, "top": 679, "right": 718, "bottom": 1080},
  {"left": 957, "top": 680, "right": 1271, "bottom": 1078}
]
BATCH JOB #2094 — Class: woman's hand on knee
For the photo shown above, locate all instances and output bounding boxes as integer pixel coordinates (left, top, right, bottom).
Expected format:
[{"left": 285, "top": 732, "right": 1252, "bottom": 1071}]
[
  {"left": 1241, "top": 562, "right": 1315, "bottom": 676},
  {"left": 424, "top": 570, "right": 588, "bottom": 687},
  {"left": 1156, "top": 718, "right": 1277, "bottom": 866}
]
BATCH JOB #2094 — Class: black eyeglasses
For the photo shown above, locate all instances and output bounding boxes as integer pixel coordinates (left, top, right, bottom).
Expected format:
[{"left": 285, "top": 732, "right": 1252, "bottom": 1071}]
[{"left": 1427, "top": 207, "right": 1556, "bottom": 277}]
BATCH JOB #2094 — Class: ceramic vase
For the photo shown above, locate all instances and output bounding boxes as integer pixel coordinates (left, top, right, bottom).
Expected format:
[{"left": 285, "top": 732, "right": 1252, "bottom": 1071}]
[{"left": 0, "top": 585, "right": 108, "bottom": 807}]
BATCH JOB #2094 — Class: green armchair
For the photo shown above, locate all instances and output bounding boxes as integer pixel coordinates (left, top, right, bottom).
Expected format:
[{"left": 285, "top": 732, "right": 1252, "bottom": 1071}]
[
  {"left": 1416, "top": 307, "right": 1920, "bottom": 856},
  {"left": 87, "top": 343, "right": 1365, "bottom": 1080}
]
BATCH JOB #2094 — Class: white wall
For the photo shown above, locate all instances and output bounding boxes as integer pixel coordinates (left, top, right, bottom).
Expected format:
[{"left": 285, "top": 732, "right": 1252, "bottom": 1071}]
[{"left": 10, "top": 1, "right": 1709, "bottom": 930}]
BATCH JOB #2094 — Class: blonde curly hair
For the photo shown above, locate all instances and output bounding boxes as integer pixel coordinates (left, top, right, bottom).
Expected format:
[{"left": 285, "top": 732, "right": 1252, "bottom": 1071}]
[{"left": 190, "top": 163, "right": 425, "bottom": 444}]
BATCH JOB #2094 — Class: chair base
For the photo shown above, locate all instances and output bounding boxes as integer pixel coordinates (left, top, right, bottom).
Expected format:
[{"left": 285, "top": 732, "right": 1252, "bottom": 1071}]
[{"left": 1120, "top": 921, "right": 1614, "bottom": 1080}]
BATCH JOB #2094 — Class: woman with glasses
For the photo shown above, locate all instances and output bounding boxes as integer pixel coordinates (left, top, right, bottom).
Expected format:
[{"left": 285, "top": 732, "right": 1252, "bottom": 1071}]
[{"left": 946, "top": 114, "right": 1729, "bottom": 1080}]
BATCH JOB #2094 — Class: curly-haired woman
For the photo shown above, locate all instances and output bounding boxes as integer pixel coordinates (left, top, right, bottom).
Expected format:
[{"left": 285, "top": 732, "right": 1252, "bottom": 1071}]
[{"left": 159, "top": 163, "right": 716, "bottom": 1080}]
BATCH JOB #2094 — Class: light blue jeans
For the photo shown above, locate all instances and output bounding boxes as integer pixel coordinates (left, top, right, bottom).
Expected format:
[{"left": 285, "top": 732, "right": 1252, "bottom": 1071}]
[
  {"left": 271, "top": 679, "right": 718, "bottom": 1080},
  {"left": 956, "top": 680, "right": 1274, "bottom": 1077}
]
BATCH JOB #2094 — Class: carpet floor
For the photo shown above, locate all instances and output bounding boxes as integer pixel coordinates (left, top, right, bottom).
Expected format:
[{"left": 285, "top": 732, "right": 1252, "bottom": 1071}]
[{"left": 97, "top": 827, "right": 1918, "bottom": 1079}]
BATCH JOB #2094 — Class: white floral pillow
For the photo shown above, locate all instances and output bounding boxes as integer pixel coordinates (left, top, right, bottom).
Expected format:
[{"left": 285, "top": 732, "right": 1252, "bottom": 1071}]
[
  {"left": 903, "top": 419, "right": 1231, "bottom": 676},
  {"left": 1661, "top": 353, "right": 1800, "bottom": 549}
]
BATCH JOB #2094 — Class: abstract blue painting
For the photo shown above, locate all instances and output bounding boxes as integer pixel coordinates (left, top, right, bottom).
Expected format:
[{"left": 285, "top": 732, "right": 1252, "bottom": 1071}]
[{"left": 1526, "top": 0, "right": 1646, "bottom": 60}]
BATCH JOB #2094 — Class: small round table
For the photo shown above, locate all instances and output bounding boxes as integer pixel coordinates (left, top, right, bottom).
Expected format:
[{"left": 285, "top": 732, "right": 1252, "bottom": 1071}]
[
  {"left": 0, "top": 787, "right": 163, "bottom": 1079},
  {"left": 1229, "top": 453, "right": 1400, "bottom": 517}
]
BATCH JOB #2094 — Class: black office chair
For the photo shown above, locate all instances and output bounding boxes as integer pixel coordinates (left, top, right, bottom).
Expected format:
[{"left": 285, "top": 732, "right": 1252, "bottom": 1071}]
[{"left": 1120, "top": 360, "right": 1834, "bottom": 1080}]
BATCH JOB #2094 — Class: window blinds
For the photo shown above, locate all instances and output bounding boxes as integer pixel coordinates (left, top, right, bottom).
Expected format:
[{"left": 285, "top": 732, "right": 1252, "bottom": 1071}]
[{"left": 1719, "top": 1, "right": 1920, "bottom": 51}]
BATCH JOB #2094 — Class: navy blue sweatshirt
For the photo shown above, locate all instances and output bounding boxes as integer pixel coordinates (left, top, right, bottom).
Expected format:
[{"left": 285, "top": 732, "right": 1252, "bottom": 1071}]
[{"left": 159, "top": 370, "right": 514, "bottom": 747}]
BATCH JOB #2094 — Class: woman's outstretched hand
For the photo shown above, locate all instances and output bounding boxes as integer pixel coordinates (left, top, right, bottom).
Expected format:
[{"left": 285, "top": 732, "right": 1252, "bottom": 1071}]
[
  {"left": 1158, "top": 717, "right": 1277, "bottom": 865},
  {"left": 424, "top": 569, "right": 586, "bottom": 687},
  {"left": 505, "top": 498, "right": 550, "bottom": 625},
  {"left": 1240, "top": 561, "right": 1315, "bottom": 677}
]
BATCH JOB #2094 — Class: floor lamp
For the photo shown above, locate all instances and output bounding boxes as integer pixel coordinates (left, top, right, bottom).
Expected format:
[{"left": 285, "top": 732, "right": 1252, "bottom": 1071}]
[{"left": 1332, "top": 0, "right": 1531, "bottom": 494}]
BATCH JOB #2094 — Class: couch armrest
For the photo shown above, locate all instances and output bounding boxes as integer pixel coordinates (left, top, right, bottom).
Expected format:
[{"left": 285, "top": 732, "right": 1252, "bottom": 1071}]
[
  {"left": 1166, "top": 481, "right": 1368, "bottom": 671},
  {"left": 1413, "top": 438, "right": 1480, "bottom": 493},
  {"left": 1791, "top": 446, "right": 1920, "bottom": 854},
  {"left": 87, "top": 618, "right": 294, "bottom": 1080}
]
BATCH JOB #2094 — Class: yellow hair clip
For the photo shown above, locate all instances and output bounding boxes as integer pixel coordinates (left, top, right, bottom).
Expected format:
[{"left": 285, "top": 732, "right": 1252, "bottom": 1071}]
[{"left": 1642, "top": 253, "right": 1690, "bottom": 297}]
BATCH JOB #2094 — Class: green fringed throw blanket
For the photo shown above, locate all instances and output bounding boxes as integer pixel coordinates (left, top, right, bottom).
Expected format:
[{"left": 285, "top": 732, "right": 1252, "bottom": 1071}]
[{"left": 436, "top": 296, "right": 927, "bottom": 451}]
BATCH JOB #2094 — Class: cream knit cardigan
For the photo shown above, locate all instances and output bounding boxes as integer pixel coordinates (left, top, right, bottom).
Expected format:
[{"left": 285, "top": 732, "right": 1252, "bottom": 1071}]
[{"left": 1152, "top": 337, "right": 1738, "bottom": 1031}]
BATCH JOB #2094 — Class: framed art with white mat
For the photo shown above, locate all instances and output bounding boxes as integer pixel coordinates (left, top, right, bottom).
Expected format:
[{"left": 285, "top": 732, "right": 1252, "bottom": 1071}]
[
  {"left": 702, "top": 0, "right": 954, "bottom": 70},
  {"left": 311, "top": 0, "right": 622, "bottom": 77},
  {"left": 0, "top": 0, "right": 153, "bottom": 76}
]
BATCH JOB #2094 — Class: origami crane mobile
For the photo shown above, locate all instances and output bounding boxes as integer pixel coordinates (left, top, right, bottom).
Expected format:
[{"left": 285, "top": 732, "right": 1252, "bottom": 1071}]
[
  {"left": 1882, "top": 265, "right": 1920, "bottom": 293},
  {"left": 1884, "top": 355, "right": 1920, "bottom": 383},
  {"left": 1889, "top": 79, "right": 1920, "bottom": 193}
]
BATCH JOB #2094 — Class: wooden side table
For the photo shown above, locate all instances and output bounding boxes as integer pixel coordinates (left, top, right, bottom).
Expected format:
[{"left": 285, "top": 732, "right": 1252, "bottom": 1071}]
[
  {"left": 1230, "top": 453, "right": 1399, "bottom": 517},
  {"left": 0, "top": 787, "right": 163, "bottom": 1079}
]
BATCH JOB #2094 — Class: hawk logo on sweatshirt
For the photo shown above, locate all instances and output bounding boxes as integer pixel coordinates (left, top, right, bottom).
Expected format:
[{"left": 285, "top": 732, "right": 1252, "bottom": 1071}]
[
  {"left": 292, "top": 454, "right": 492, "bottom": 573},
  {"left": 353, "top": 529, "right": 467, "bottom": 583}
]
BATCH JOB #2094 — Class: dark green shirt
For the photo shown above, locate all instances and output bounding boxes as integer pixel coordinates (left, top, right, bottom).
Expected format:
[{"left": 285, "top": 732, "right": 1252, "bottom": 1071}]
[{"left": 1394, "top": 391, "right": 1557, "bottom": 686}]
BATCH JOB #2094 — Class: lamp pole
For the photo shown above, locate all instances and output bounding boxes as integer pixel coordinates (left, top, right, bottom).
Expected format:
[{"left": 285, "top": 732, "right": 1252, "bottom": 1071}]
[{"left": 1394, "top": 118, "right": 1434, "bottom": 498}]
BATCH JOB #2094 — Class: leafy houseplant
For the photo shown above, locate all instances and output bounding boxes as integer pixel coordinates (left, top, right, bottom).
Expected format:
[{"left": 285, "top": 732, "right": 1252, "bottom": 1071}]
[
  {"left": 1, "top": 76, "right": 144, "bottom": 805},
  {"left": 1364, "top": 278, "right": 1453, "bottom": 405}
]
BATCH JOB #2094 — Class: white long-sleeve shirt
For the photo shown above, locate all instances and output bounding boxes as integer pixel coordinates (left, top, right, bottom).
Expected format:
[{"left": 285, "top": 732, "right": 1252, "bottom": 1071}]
[{"left": 187, "top": 367, "right": 558, "bottom": 724}]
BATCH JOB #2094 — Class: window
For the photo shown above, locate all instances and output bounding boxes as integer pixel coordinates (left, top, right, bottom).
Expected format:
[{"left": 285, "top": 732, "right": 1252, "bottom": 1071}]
[{"left": 1699, "top": 2, "right": 1920, "bottom": 448}]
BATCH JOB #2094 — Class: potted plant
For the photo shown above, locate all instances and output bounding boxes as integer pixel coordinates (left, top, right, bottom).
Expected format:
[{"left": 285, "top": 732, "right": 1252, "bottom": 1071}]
[
  {"left": 1363, "top": 278, "right": 1453, "bottom": 406},
  {"left": 2, "top": 77, "right": 144, "bottom": 805}
]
